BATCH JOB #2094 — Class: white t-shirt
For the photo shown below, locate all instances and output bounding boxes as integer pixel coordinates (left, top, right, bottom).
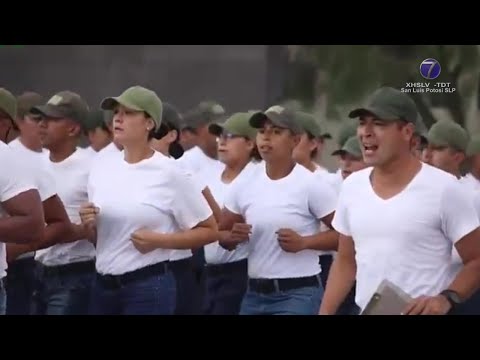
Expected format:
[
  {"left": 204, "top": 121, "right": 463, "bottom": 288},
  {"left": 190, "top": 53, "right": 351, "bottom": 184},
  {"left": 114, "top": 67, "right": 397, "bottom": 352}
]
[
  {"left": 156, "top": 153, "right": 206, "bottom": 262},
  {"left": 171, "top": 146, "right": 222, "bottom": 262},
  {"left": 35, "top": 149, "right": 96, "bottom": 266},
  {"left": 0, "top": 142, "right": 38, "bottom": 277},
  {"left": 204, "top": 161, "right": 259, "bottom": 265},
  {"left": 332, "top": 163, "right": 480, "bottom": 311},
  {"left": 9, "top": 138, "right": 57, "bottom": 259},
  {"left": 459, "top": 173, "right": 480, "bottom": 192},
  {"left": 89, "top": 151, "right": 213, "bottom": 275},
  {"left": 313, "top": 168, "right": 339, "bottom": 257},
  {"left": 224, "top": 162, "right": 337, "bottom": 279}
]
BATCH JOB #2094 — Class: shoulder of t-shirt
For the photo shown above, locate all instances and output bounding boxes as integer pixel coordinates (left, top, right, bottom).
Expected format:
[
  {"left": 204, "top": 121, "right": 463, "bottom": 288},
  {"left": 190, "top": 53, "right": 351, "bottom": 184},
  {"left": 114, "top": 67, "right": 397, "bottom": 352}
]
[
  {"left": 419, "top": 163, "right": 458, "bottom": 188},
  {"left": 337, "top": 166, "right": 372, "bottom": 194}
]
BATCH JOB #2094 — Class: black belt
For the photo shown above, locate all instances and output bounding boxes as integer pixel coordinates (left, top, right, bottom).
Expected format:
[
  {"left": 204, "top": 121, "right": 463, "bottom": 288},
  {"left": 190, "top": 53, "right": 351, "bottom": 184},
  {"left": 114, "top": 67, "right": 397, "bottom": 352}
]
[
  {"left": 168, "top": 257, "right": 192, "bottom": 272},
  {"left": 248, "top": 274, "right": 320, "bottom": 294},
  {"left": 97, "top": 261, "right": 169, "bottom": 289},
  {"left": 205, "top": 258, "right": 248, "bottom": 276},
  {"left": 43, "top": 260, "right": 95, "bottom": 277}
]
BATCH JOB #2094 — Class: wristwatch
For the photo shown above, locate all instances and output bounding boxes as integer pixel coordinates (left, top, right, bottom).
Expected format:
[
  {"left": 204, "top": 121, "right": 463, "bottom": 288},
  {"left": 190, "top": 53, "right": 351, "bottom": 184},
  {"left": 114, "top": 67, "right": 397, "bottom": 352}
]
[{"left": 439, "top": 290, "right": 462, "bottom": 310}]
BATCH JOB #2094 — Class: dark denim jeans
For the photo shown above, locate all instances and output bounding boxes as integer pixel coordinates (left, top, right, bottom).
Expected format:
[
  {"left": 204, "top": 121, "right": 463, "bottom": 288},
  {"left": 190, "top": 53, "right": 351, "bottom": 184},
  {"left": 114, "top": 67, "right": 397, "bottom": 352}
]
[
  {"left": 240, "top": 276, "right": 323, "bottom": 315},
  {"left": 5, "top": 257, "right": 36, "bottom": 315},
  {"left": 204, "top": 259, "right": 248, "bottom": 315},
  {"left": 32, "top": 261, "right": 94, "bottom": 315},
  {"left": 0, "top": 278, "right": 6, "bottom": 315},
  {"left": 170, "top": 258, "right": 202, "bottom": 315},
  {"left": 89, "top": 263, "right": 176, "bottom": 315}
]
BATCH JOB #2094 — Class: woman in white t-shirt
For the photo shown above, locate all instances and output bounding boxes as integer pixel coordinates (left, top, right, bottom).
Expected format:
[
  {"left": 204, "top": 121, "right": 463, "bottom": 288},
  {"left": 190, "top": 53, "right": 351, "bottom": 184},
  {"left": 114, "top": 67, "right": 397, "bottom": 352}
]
[
  {"left": 80, "top": 86, "right": 217, "bottom": 315},
  {"left": 203, "top": 111, "right": 261, "bottom": 315},
  {"left": 220, "top": 106, "right": 338, "bottom": 315}
]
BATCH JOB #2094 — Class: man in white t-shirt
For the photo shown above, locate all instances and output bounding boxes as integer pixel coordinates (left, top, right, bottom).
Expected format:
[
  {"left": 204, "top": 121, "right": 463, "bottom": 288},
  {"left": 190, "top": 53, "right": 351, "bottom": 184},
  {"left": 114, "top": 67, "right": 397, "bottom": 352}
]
[
  {"left": 177, "top": 101, "right": 226, "bottom": 301},
  {"left": 0, "top": 88, "right": 45, "bottom": 315},
  {"left": 463, "top": 135, "right": 480, "bottom": 192},
  {"left": 319, "top": 87, "right": 480, "bottom": 315},
  {"left": 6, "top": 91, "right": 72, "bottom": 315},
  {"left": 425, "top": 119, "right": 480, "bottom": 314},
  {"left": 30, "top": 90, "right": 96, "bottom": 315}
]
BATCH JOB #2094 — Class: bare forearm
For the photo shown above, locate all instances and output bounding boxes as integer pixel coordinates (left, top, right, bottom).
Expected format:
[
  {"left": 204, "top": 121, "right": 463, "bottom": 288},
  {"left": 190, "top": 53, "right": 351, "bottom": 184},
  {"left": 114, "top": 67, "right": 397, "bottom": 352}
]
[
  {"left": 6, "top": 243, "right": 35, "bottom": 262},
  {"left": 162, "top": 228, "right": 219, "bottom": 249},
  {"left": 33, "top": 222, "right": 72, "bottom": 250},
  {"left": 61, "top": 224, "right": 90, "bottom": 244},
  {"left": 447, "top": 258, "right": 480, "bottom": 301},
  {"left": 304, "top": 230, "right": 339, "bottom": 251},
  {"left": 0, "top": 215, "right": 43, "bottom": 244},
  {"left": 319, "top": 257, "right": 356, "bottom": 315}
]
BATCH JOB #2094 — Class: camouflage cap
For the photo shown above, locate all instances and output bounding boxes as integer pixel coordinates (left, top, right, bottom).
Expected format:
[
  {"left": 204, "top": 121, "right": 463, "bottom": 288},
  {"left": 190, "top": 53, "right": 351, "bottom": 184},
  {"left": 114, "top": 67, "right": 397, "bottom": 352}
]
[
  {"left": 295, "top": 111, "right": 331, "bottom": 139},
  {"left": 337, "top": 121, "right": 358, "bottom": 147},
  {"left": 427, "top": 120, "right": 469, "bottom": 152},
  {"left": 249, "top": 105, "right": 304, "bottom": 135},
  {"left": 17, "top": 92, "right": 44, "bottom": 118},
  {"left": 331, "top": 135, "right": 362, "bottom": 158},
  {"left": 100, "top": 86, "right": 163, "bottom": 130},
  {"left": 467, "top": 134, "right": 480, "bottom": 156},
  {"left": 182, "top": 100, "right": 226, "bottom": 130},
  {"left": 31, "top": 91, "right": 89, "bottom": 125},
  {"left": 209, "top": 112, "right": 257, "bottom": 140},
  {"left": 0, "top": 88, "right": 16, "bottom": 121},
  {"left": 349, "top": 87, "right": 418, "bottom": 125}
]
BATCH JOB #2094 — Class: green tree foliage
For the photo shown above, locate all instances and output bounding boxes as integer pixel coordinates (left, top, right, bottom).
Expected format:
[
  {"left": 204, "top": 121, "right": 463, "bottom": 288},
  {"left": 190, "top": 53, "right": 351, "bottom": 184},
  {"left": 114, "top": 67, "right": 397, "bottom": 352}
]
[{"left": 286, "top": 45, "right": 479, "bottom": 128}]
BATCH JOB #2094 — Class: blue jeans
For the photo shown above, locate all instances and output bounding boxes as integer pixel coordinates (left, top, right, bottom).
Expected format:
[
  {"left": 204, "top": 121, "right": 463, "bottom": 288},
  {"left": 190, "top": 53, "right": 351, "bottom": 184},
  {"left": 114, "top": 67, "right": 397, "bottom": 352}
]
[
  {"left": 204, "top": 259, "right": 248, "bottom": 315},
  {"left": 32, "top": 261, "right": 94, "bottom": 315},
  {"left": 90, "top": 263, "right": 176, "bottom": 315},
  {"left": 240, "top": 277, "right": 323, "bottom": 315},
  {"left": 5, "top": 257, "right": 36, "bottom": 315},
  {"left": 170, "top": 258, "right": 202, "bottom": 315},
  {"left": 0, "top": 278, "right": 6, "bottom": 315}
]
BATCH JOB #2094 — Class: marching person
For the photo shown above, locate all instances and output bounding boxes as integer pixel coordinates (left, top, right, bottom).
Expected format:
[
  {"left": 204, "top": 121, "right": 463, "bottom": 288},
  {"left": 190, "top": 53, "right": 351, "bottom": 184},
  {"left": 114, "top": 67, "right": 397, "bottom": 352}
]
[
  {"left": 203, "top": 111, "right": 260, "bottom": 315},
  {"left": 80, "top": 86, "right": 218, "bottom": 315},
  {"left": 319, "top": 87, "right": 480, "bottom": 316},
  {"left": 6, "top": 91, "right": 72, "bottom": 315},
  {"left": 463, "top": 134, "right": 480, "bottom": 192},
  {"left": 425, "top": 120, "right": 480, "bottom": 314},
  {"left": 219, "top": 105, "right": 338, "bottom": 315},
  {"left": 84, "top": 109, "right": 113, "bottom": 153},
  {"left": 0, "top": 88, "right": 45, "bottom": 315},
  {"left": 150, "top": 101, "right": 221, "bottom": 315},
  {"left": 30, "top": 91, "right": 96, "bottom": 315}
]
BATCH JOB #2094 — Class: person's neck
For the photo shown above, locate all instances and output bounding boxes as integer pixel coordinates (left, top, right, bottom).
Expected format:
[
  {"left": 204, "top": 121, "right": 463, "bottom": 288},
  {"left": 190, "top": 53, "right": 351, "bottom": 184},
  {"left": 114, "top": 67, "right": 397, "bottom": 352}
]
[
  {"left": 113, "top": 139, "right": 123, "bottom": 151},
  {"left": 298, "top": 158, "right": 317, "bottom": 173},
  {"left": 265, "top": 158, "right": 296, "bottom": 180},
  {"left": 222, "top": 159, "right": 250, "bottom": 183},
  {"left": 49, "top": 143, "right": 77, "bottom": 163},
  {"left": 19, "top": 135, "right": 43, "bottom": 153},
  {"left": 373, "top": 153, "right": 421, "bottom": 186},
  {"left": 449, "top": 168, "right": 462, "bottom": 180},
  {"left": 124, "top": 142, "right": 154, "bottom": 164}
]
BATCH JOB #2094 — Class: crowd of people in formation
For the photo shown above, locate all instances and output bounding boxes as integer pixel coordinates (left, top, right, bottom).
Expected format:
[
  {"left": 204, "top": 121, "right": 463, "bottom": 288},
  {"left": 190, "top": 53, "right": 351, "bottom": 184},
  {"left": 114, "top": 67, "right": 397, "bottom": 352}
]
[{"left": 1, "top": 84, "right": 480, "bottom": 316}]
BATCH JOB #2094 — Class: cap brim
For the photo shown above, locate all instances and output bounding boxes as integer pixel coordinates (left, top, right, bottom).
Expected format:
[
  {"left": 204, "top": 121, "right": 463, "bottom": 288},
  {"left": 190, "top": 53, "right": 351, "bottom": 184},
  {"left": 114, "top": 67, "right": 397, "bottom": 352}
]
[
  {"left": 30, "top": 104, "right": 66, "bottom": 119},
  {"left": 331, "top": 149, "right": 347, "bottom": 156},
  {"left": 208, "top": 123, "right": 224, "bottom": 136},
  {"left": 100, "top": 97, "right": 143, "bottom": 112},
  {"left": 348, "top": 107, "right": 398, "bottom": 121},
  {"left": 249, "top": 111, "right": 291, "bottom": 130},
  {"left": 169, "top": 141, "right": 184, "bottom": 160}
]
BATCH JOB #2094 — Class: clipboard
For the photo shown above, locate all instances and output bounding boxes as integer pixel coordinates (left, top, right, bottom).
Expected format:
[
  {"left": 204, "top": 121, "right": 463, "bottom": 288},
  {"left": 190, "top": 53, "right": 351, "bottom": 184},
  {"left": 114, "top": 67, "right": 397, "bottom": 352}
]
[{"left": 360, "top": 279, "right": 412, "bottom": 315}]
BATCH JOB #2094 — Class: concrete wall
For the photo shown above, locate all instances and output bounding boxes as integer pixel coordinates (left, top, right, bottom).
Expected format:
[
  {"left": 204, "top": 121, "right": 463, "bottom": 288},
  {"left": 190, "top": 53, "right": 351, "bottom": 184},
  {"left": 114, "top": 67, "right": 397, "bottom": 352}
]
[{"left": 0, "top": 45, "right": 288, "bottom": 113}]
